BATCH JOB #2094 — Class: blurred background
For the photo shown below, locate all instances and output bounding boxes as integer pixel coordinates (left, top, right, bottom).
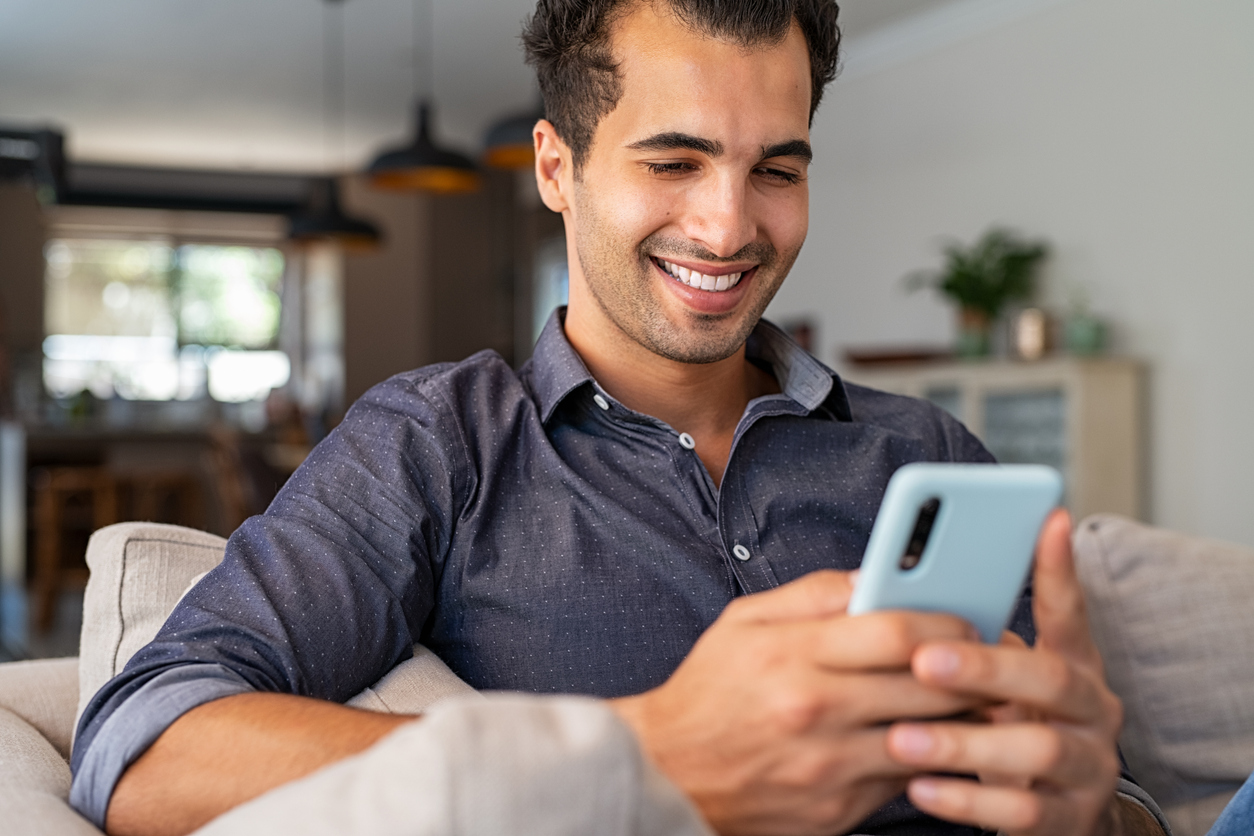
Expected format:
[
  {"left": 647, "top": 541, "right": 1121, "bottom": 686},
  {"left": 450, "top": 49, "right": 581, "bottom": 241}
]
[{"left": 0, "top": 0, "right": 1251, "bottom": 657}]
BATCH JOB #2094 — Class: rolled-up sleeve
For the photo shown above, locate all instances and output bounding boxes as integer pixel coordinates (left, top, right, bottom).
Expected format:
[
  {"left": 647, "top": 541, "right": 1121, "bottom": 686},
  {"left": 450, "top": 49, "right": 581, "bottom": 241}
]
[
  {"left": 69, "top": 370, "right": 471, "bottom": 826},
  {"left": 70, "top": 665, "right": 253, "bottom": 827}
]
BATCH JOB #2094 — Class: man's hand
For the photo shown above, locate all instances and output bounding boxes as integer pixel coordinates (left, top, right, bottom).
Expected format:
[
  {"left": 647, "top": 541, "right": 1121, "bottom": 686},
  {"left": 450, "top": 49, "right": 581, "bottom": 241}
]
[
  {"left": 883, "top": 510, "right": 1160, "bottom": 835},
  {"left": 610, "top": 571, "right": 991, "bottom": 836}
]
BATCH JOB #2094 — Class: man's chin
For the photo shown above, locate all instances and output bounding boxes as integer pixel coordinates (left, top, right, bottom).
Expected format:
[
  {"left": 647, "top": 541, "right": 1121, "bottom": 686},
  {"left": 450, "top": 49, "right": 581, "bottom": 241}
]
[{"left": 637, "top": 315, "right": 757, "bottom": 365}]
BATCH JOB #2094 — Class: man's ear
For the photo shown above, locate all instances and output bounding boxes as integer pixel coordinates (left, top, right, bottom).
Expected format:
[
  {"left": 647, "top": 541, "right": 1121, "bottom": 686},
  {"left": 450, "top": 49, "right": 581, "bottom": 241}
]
[{"left": 534, "top": 119, "right": 572, "bottom": 213}]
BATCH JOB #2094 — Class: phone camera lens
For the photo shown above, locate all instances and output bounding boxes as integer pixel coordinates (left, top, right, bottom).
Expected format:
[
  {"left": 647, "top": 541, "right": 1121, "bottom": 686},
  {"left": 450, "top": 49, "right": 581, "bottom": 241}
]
[{"left": 898, "top": 497, "right": 941, "bottom": 572}]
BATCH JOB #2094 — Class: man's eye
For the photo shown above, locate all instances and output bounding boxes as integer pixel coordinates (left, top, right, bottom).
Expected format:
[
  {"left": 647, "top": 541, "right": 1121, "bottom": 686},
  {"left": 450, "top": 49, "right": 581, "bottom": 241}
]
[
  {"left": 645, "top": 162, "right": 694, "bottom": 176},
  {"left": 755, "top": 167, "right": 802, "bottom": 185}
]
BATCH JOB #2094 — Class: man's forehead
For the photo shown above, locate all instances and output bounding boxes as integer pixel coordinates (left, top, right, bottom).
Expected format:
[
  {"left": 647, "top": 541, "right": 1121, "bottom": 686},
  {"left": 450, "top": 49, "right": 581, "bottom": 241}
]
[{"left": 603, "top": 4, "right": 812, "bottom": 150}]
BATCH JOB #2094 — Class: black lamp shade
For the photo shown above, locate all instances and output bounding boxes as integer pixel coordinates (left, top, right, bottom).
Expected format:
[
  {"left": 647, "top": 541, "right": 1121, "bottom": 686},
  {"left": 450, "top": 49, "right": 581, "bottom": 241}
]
[
  {"left": 288, "top": 177, "right": 382, "bottom": 251},
  {"left": 367, "top": 101, "right": 480, "bottom": 193}
]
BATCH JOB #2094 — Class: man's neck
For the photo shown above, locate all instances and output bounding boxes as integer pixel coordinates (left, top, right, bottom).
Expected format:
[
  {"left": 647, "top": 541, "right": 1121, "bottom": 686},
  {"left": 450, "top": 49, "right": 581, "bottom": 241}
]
[{"left": 563, "top": 304, "right": 779, "bottom": 488}]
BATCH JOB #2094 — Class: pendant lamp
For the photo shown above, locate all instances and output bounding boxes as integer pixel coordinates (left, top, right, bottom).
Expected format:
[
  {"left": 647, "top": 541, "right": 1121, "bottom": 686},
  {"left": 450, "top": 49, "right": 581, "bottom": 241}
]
[
  {"left": 366, "top": 0, "right": 480, "bottom": 193},
  {"left": 289, "top": 177, "right": 380, "bottom": 252},
  {"left": 482, "top": 101, "right": 545, "bottom": 170},
  {"left": 368, "top": 101, "right": 480, "bottom": 192},
  {"left": 288, "top": 0, "right": 381, "bottom": 249}
]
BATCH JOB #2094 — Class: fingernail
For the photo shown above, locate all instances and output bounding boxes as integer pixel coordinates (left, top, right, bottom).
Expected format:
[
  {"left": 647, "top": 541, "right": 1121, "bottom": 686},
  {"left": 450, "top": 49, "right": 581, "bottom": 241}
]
[
  {"left": 918, "top": 646, "right": 961, "bottom": 679},
  {"left": 891, "top": 725, "right": 935, "bottom": 759},
  {"left": 909, "top": 777, "right": 941, "bottom": 804}
]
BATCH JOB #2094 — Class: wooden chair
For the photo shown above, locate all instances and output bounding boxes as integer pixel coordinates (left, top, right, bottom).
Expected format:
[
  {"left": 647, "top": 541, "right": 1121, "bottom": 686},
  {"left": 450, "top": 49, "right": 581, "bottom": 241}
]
[{"left": 30, "top": 467, "right": 117, "bottom": 633}]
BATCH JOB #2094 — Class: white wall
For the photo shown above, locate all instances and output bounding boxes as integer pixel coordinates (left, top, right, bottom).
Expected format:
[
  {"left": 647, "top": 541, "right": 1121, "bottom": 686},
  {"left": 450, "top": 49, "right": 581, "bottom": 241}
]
[{"left": 767, "top": 0, "right": 1254, "bottom": 545}]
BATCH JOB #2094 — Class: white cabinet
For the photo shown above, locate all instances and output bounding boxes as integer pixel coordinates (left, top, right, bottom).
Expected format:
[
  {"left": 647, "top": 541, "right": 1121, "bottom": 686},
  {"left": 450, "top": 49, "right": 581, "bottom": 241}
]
[{"left": 845, "top": 359, "right": 1144, "bottom": 521}]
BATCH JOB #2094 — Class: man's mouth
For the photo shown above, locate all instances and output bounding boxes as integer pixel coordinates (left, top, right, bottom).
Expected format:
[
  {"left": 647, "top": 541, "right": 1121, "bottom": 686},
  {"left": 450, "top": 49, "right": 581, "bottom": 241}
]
[{"left": 653, "top": 258, "right": 746, "bottom": 293}]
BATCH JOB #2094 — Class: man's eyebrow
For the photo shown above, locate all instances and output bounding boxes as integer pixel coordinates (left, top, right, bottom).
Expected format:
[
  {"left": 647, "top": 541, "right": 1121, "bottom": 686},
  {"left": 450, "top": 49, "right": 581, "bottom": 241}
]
[
  {"left": 761, "top": 139, "right": 813, "bottom": 163},
  {"left": 626, "top": 132, "right": 724, "bottom": 157}
]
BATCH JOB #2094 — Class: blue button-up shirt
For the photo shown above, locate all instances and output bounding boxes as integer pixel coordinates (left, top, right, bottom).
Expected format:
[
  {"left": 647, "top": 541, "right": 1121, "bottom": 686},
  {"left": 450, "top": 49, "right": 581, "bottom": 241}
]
[{"left": 73, "top": 310, "right": 1029, "bottom": 832}]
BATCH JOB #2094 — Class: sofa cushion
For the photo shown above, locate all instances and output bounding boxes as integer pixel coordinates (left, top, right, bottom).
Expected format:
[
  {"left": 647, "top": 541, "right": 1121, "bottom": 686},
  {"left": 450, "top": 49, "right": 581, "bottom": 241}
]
[
  {"left": 0, "top": 706, "right": 101, "bottom": 835},
  {"left": 0, "top": 658, "right": 79, "bottom": 761},
  {"left": 1074, "top": 514, "right": 1254, "bottom": 818},
  {"left": 78, "top": 523, "right": 229, "bottom": 726},
  {"left": 345, "top": 645, "right": 479, "bottom": 714}
]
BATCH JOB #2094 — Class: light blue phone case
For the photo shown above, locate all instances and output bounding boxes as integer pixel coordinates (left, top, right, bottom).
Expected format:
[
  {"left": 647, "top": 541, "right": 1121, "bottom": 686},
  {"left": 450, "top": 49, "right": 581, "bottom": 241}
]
[{"left": 847, "top": 463, "right": 1064, "bottom": 643}]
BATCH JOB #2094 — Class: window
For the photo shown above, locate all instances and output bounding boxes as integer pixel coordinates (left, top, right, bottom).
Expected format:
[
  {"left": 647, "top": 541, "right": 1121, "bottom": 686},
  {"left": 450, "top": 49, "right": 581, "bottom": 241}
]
[{"left": 43, "top": 239, "right": 291, "bottom": 403}]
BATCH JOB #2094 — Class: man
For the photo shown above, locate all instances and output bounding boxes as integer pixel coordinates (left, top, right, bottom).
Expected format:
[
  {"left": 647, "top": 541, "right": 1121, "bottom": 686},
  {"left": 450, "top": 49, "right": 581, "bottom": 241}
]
[{"left": 72, "top": 2, "right": 1168, "bottom": 834}]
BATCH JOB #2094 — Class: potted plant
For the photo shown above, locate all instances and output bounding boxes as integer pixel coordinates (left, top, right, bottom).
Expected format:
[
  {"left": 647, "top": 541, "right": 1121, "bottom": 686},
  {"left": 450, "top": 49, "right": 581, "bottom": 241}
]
[{"left": 907, "top": 228, "right": 1050, "bottom": 357}]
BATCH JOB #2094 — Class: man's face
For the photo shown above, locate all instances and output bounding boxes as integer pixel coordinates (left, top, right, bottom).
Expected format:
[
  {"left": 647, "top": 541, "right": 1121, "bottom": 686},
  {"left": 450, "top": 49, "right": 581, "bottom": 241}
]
[{"left": 561, "top": 3, "right": 813, "bottom": 365}]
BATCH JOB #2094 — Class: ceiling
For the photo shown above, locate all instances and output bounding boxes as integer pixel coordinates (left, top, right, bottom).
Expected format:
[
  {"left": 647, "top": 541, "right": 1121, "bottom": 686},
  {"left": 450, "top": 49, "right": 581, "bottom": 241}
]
[{"left": 0, "top": 0, "right": 954, "bottom": 173}]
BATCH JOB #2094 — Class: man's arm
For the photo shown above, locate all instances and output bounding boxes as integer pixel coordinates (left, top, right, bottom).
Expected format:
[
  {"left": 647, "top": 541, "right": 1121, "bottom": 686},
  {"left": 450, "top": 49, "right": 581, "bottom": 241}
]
[
  {"left": 105, "top": 693, "right": 414, "bottom": 836},
  {"left": 104, "top": 571, "right": 975, "bottom": 836}
]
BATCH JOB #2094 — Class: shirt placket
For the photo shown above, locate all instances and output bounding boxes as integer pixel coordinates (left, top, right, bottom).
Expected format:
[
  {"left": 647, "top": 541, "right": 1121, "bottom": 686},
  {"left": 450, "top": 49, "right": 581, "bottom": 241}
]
[
  {"left": 714, "top": 405, "right": 806, "bottom": 595},
  {"left": 716, "top": 460, "right": 782, "bottom": 595}
]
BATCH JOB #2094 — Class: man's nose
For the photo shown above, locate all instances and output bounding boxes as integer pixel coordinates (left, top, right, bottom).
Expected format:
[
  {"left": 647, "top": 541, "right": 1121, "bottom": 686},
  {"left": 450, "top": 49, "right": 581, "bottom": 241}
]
[{"left": 681, "top": 173, "right": 756, "bottom": 259}]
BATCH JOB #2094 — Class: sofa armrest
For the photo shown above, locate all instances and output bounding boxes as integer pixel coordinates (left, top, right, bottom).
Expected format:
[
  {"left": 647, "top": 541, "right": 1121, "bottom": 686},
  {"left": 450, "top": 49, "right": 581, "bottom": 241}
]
[
  {"left": 0, "top": 705, "right": 101, "bottom": 835},
  {"left": 0, "top": 658, "right": 80, "bottom": 761}
]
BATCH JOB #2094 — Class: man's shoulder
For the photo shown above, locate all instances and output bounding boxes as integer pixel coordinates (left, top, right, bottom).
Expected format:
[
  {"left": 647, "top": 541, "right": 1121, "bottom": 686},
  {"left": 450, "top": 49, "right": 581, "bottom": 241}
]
[
  {"left": 354, "top": 349, "right": 533, "bottom": 420},
  {"left": 377, "top": 349, "right": 520, "bottom": 395},
  {"left": 838, "top": 379, "right": 993, "bottom": 464}
]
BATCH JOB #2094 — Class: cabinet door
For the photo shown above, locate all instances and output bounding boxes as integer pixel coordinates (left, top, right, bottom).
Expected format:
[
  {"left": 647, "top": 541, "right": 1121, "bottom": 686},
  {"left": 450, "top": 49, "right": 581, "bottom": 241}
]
[{"left": 980, "top": 388, "right": 1067, "bottom": 475}]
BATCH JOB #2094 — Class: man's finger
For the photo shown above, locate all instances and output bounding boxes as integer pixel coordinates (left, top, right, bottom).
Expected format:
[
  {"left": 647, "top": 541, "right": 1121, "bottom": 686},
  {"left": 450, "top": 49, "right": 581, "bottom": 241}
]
[
  {"left": 1000, "top": 630, "right": 1028, "bottom": 649},
  {"left": 812, "top": 610, "right": 978, "bottom": 671},
  {"left": 886, "top": 721, "right": 1115, "bottom": 787},
  {"left": 726, "top": 570, "right": 855, "bottom": 624},
  {"left": 803, "top": 671, "right": 987, "bottom": 728},
  {"left": 1031, "top": 509, "right": 1101, "bottom": 667},
  {"left": 910, "top": 640, "right": 1109, "bottom": 725},
  {"left": 905, "top": 776, "right": 1073, "bottom": 834}
]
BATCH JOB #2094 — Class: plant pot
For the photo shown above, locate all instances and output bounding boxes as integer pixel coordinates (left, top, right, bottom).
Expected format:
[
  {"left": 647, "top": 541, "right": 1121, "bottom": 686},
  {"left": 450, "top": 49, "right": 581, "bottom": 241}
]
[
  {"left": 956, "top": 307, "right": 992, "bottom": 357},
  {"left": 1064, "top": 313, "right": 1106, "bottom": 355}
]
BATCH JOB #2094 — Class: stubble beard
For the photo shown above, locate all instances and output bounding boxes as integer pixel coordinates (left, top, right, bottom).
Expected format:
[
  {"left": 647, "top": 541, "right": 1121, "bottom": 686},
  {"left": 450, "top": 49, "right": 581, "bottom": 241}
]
[{"left": 572, "top": 187, "right": 800, "bottom": 366}]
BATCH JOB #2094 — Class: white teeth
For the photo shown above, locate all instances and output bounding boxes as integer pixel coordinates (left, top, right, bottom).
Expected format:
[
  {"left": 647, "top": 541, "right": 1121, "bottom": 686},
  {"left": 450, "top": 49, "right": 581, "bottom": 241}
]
[{"left": 658, "top": 259, "right": 745, "bottom": 292}]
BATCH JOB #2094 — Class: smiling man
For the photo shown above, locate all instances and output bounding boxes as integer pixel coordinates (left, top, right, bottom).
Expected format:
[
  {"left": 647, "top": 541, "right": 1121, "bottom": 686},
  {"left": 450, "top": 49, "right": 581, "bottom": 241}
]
[{"left": 72, "top": 2, "right": 1168, "bottom": 835}]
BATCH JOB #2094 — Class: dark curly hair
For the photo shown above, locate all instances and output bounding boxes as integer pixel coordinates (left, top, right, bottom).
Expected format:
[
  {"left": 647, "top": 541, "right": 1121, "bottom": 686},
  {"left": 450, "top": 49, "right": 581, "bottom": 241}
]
[{"left": 521, "top": 0, "right": 841, "bottom": 169}]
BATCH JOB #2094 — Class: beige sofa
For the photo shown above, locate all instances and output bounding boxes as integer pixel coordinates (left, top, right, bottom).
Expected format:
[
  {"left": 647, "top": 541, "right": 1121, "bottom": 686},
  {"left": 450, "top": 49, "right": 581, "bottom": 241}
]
[{"left": 2, "top": 516, "right": 1253, "bottom": 835}]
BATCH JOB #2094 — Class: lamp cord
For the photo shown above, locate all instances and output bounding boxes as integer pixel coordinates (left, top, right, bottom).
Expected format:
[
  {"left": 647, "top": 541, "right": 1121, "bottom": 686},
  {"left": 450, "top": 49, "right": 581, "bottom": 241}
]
[
  {"left": 415, "top": 0, "right": 434, "bottom": 104},
  {"left": 323, "top": 0, "right": 347, "bottom": 174}
]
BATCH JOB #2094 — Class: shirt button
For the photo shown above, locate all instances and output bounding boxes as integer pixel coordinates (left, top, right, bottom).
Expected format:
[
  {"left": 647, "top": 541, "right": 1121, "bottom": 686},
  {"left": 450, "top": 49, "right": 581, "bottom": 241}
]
[
  {"left": 593, "top": 393, "right": 610, "bottom": 411},
  {"left": 732, "top": 544, "right": 751, "bottom": 562},
  {"left": 678, "top": 432, "right": 696, "bottom": 449}
]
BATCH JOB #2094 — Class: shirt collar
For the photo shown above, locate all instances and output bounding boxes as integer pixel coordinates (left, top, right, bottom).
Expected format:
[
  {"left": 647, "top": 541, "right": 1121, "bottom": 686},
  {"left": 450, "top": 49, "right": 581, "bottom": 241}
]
[{"left": 530, "top": 307, "right": 851, "bottom": 424}]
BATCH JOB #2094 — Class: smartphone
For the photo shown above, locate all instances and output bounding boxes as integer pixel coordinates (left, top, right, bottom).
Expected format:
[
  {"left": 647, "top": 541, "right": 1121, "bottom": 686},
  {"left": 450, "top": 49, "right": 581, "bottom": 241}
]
[{"left": 847, "top": 463, "right": 1064, "bottom": 643}]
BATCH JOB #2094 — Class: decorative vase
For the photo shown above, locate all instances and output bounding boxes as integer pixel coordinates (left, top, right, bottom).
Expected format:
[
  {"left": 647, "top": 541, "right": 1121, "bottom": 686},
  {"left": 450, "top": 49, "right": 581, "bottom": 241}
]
[
  {"left": 1064, "top": 313, "right": 1106, "bottom": 355},
  {"left": 956, "top": 307, "right": 992, "bottom": 358}
]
